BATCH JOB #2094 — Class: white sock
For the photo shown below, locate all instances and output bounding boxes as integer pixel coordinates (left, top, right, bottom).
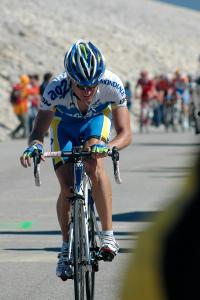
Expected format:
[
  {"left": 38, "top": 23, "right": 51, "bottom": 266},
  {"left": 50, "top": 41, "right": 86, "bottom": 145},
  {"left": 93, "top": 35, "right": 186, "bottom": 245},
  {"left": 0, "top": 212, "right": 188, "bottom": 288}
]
[{"left": 101, "top": 230, "right": 114, "bottom": 237}]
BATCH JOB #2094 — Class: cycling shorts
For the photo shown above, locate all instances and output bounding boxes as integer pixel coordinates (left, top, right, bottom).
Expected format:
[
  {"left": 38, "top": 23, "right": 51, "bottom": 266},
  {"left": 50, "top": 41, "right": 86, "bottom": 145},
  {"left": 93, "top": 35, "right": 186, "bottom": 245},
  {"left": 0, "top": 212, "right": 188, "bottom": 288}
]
[{"left": 50, "top": 112, "right": 111, "bottom": 170}]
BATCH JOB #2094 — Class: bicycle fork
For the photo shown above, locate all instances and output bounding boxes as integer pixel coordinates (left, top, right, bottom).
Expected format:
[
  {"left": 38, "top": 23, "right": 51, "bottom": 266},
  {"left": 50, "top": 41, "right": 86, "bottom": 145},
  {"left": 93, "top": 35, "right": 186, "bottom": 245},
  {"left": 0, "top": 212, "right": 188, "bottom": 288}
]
[{"left": 67, "top": 162, "right": 93, "bottom": 272}]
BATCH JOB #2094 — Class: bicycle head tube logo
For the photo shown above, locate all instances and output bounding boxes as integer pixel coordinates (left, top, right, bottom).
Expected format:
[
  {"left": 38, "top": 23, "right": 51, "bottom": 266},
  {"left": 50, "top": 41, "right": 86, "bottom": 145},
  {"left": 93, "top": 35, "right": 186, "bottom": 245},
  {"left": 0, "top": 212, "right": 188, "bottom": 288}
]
[{"left": 74, "top": 163, "right": 84, "bottom": 193}]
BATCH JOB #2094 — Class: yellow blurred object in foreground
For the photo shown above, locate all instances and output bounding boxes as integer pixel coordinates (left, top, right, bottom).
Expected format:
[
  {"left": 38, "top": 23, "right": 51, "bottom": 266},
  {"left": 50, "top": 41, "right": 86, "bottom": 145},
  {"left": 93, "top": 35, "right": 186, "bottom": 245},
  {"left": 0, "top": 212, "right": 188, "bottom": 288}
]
[{"left": 121, "top": 152, "right": 200, "bottom": 300}]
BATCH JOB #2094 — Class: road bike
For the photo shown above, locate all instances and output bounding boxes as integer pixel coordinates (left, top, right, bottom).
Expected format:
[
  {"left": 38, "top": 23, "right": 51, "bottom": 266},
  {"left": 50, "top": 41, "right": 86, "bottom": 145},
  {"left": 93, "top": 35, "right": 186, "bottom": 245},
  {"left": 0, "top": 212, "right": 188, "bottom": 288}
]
[{"left": 33, "top": 146, "right": 121, "bottom": 300}]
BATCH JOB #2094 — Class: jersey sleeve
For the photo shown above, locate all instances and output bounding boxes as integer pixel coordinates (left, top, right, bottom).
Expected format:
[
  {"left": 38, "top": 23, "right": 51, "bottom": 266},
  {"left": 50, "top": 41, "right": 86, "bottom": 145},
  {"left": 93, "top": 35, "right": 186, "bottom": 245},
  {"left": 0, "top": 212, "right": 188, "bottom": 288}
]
[
  {"left": 101, "top": 71, "right": 127, "bottom": 109},
  {"left": 40, "top": 81, "right": 57, "bottom": 111},
  {"left": 111, "top": 78, "right": 127, "bottom": 109}
]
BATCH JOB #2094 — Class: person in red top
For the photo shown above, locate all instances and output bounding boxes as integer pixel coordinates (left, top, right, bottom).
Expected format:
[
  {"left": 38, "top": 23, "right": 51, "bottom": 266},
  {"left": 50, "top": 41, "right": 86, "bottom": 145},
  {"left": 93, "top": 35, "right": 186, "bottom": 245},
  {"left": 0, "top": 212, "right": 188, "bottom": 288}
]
[
  {"left": 156, "top": 74, "right": 171, "bottom": 94},
  {"left": 136, "top": 70, "right": 155, "bottom": 102},
  {"left": 135, "top": 70, "right": 155, "bottom": 132},
  {"left": 153, "top": 74, "right": 171, "bottom": 127}
]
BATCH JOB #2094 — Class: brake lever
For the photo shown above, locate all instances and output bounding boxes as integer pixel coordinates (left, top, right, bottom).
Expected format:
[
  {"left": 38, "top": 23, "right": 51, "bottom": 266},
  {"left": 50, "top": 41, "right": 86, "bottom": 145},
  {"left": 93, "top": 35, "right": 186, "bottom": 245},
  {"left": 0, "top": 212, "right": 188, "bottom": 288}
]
[
  {"left": 33, "top": 151, "right": 41, "bottom": 186},
  {"left": 111, "top": 147, "right": 122, "bottom": 184}
]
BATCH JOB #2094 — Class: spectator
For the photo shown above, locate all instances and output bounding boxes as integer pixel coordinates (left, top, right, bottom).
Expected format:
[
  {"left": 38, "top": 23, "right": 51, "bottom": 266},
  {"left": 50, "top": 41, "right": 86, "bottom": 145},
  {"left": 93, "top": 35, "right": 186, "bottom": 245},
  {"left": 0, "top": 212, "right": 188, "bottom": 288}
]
[
  {"left": 10, "top": 74, "right": 30, "bottom": 138},
  {"left": 40, "top": 72, "right": 53, "bottom": 96},
  {"left": 39, "top": 72, "right": 53, "bottom": 137},
  {"left": 124, "top": 81, "right": 133, "bottom": 111},
  {"left": 154, "top": 74, "right": 169, "bottom": 127},
  {"left": 172, "top": 71, "right": 190, "bottom": 130},
  {"left": 135, "top": 70, "right": 155, "bottom": 132}
]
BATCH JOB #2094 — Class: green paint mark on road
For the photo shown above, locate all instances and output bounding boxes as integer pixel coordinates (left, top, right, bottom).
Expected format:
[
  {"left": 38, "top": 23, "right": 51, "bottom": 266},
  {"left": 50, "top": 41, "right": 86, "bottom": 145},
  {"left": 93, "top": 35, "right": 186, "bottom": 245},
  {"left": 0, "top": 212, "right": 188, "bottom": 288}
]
[
  {"left": 20, "top": 221, "right": 33, "bottom": 229},
  {"left": 0, "top": 221, "right": 33, "bottom": 230}
]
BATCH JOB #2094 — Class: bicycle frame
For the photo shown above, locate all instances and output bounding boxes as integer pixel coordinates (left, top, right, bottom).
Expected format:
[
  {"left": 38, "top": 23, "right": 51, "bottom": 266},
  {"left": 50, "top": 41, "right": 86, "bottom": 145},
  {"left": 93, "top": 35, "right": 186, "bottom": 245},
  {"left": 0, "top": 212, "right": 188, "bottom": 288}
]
[{"left": 33, "top": 146, "right": 121, "bottom": 300}]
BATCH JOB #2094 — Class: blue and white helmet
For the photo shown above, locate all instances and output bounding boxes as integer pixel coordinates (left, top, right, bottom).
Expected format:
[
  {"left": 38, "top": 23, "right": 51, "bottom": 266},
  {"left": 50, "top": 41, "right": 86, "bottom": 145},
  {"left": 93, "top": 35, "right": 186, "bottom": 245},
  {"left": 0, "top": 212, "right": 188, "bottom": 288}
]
[{"left": 64, "top": 40, "right": 105, "bottom": 87}]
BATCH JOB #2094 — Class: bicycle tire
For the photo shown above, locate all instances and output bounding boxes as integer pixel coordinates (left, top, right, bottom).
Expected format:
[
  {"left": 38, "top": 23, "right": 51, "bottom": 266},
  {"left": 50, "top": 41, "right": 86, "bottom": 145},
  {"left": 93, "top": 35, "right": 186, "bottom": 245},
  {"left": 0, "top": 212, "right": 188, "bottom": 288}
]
[
  {"left": 73, "top": 198, "right": 85, "bottom": 300},
  {"left": 85, "top": 195, "right": 97, "bottom": 300}
]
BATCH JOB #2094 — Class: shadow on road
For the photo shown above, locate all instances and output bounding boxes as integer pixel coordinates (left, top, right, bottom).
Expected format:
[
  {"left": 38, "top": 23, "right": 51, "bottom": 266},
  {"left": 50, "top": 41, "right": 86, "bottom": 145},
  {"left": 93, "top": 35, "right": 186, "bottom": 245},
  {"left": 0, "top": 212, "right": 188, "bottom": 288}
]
[
  {"left": 112, "top": 211, "right": 160, "bottom": 222},
  {"left": 0, "top": 211, "right": 160, "bottom": 237},
  {"left": 0, "top": 230, "right": 61, "bottom": 235},
  {"left": 1, "top": 211, "right": 158, "bottom": 254},
  {"left": 4, "top": 246, "right": 135, "bottom": 254}
]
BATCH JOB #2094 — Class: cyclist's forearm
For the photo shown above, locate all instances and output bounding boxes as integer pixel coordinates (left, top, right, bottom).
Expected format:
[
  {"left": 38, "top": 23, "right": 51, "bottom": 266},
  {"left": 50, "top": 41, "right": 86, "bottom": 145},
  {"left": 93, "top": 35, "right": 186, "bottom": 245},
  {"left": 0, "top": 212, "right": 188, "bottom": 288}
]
[
  {"left": 109, "top": 131, "right": 132, "bottom": 150},
  {"left": 27, "top": 110, "right": 54, "bottom": 146},
  {"left": 28, "top": 120, "right": 46, "bottom": 146},
  {"left": 110, "top": 106, "right": 132, "bottom": 150},
  {"left": 28, "top": 131, "right": 45, "bottom": 146}
]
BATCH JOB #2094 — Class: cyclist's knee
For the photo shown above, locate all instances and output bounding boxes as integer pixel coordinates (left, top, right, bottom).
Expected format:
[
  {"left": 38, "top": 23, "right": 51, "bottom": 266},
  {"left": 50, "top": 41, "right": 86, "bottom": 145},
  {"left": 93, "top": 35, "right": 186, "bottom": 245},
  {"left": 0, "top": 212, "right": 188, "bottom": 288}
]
[
  {"left": 84, "top": 158, "right": 105, "bottom": 179},
  {"left": 55, "top": 163, "right": 74, "bottom": 186},
  {"left": 59, "top": 187, "right": 73, "bottom": 203}
]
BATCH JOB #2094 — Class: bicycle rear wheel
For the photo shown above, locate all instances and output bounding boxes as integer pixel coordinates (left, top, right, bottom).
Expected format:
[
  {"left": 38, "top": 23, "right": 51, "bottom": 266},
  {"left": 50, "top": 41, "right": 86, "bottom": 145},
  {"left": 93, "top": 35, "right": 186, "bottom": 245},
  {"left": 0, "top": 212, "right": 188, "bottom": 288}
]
[
  {"left": 73, "top": 198, "right": 85, "bottom": 300},
  {"left": 85, "top": 197, "right": 97, "bottom": 300}
]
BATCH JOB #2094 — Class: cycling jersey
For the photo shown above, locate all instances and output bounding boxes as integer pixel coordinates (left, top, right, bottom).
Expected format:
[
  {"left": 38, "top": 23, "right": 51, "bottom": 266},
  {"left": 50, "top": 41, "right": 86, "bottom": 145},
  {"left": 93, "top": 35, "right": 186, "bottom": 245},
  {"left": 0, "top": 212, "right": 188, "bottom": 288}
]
[
  {"left": 41, "top": 69, "right": 126, "bottom": 169},
  {"left": 41, "top": 69, "right": 127, "bottom": 122}
]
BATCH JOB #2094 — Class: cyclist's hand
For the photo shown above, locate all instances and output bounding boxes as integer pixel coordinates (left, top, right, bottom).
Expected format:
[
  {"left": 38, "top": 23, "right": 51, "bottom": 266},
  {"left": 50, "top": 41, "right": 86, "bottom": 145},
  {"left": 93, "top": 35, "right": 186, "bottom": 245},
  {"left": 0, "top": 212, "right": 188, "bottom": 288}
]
[
  {"left": 20, "top": 143, "right": 44, "bottom": 168},
  {"left": 91, "top": 144, "right": 109, "bottom": 158}
]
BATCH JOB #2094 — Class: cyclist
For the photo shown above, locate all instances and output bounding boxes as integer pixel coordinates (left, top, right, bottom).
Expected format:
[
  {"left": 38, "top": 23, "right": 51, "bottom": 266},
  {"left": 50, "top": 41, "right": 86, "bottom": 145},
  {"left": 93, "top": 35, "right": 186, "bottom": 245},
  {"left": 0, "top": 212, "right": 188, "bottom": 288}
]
[
  {"left": 172, "top": 70, "right": 190, "bottom": 130},
  {"left": 20, "top": 40, "right": 132, "bottom": 280},
  {"left": 135, "top": 70, "right": 155, "bottom": 132}
]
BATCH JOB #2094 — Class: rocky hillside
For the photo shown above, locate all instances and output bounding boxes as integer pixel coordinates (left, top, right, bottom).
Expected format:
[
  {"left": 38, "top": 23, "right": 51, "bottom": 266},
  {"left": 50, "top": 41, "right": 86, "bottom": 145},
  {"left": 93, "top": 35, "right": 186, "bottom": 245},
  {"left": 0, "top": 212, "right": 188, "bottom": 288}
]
[{"left": 1, "top": 0, "right": 200, "bottom": 140}]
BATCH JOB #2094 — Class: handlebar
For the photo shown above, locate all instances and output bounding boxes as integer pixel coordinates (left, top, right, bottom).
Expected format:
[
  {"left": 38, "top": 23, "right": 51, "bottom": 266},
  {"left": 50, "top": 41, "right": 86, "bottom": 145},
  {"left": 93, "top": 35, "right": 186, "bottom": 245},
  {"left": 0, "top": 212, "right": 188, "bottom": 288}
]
[{"left": 33, "top": 146, "right": 122, "bottom": 186}]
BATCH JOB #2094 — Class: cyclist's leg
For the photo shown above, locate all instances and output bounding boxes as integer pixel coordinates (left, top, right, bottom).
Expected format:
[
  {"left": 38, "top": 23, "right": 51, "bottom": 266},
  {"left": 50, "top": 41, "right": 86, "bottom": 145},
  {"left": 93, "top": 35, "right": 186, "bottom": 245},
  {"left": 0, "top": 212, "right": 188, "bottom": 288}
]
[
  {"left": 55, "top": 163, "right": 74, "bottom": 242},
  {"left": 81, "top": 113, "right": 119, "bottom": 257},
  {"left": 81, "top": 112, "right": 113, "bottom": 231},
  {"left": 84, "top": 146, "right": 119, "bottom": 259},
  {"left": 51, "top": 118, "right": 76, "bottom": 242},
  {"left": 51, "top": 118, "right": 78, "bottom": 279},
  {"left": 140, "top": 100, "right": 143, "bottom": 132},
  {"left": 54, "top": 162, "right": 75, "bottom": 279},
  {"left": 84, "top": 140, "right": 112, "bottom": 231},
  {"left": 54, "top": 163, "right": 74, "bottom": 280}
]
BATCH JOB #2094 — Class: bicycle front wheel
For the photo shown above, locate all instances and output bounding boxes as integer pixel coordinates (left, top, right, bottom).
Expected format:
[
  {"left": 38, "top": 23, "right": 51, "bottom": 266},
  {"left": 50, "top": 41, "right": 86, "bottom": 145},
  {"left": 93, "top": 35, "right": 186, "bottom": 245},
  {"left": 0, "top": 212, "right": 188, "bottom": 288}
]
[
  {"left": 73, "top": 198, "right": 85, "bottom": 300},
  {"left": 85, "top": 200, "right": 97, "bottom": 300}
]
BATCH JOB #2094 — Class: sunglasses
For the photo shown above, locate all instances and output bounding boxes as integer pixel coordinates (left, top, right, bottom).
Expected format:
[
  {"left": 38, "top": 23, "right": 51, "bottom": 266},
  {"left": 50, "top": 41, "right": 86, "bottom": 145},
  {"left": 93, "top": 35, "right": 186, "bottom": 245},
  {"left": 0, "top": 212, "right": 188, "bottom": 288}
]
[{"left": 75, "top": 83, "right": 98, "bottom": 90}]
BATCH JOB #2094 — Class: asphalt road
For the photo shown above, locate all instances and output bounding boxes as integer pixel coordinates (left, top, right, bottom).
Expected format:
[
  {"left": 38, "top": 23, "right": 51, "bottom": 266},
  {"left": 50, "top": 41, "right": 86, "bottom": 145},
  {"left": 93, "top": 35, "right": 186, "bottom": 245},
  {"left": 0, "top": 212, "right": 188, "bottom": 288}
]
[{"left": 0, "top": 130, "right": 199, "bottom": 300}]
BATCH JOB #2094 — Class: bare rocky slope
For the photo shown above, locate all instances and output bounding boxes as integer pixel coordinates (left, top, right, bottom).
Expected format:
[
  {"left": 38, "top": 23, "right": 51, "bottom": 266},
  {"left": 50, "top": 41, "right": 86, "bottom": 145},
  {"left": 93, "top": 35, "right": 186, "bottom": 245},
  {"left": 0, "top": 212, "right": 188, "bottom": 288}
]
[{"left": 1, "top": 0, "right": 200, "bottom": 140}]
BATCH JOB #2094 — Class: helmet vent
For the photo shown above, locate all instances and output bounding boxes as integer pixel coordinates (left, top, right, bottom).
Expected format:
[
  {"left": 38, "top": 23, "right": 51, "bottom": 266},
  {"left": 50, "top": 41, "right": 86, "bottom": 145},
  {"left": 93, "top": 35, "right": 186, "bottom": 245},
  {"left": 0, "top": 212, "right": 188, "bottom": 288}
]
[{"left": 64, "top": 40, "right": 105, "bottom": 86}]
